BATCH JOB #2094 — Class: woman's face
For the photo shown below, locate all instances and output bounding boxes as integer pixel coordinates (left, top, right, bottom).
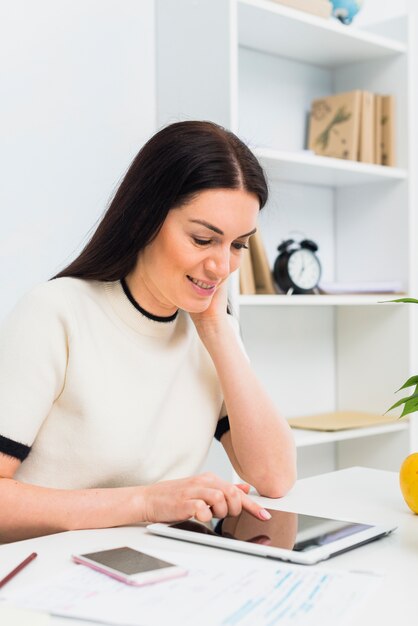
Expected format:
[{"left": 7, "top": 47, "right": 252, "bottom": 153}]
[{"left": 130, "top": 188, "right": 260, "bottom": 315}]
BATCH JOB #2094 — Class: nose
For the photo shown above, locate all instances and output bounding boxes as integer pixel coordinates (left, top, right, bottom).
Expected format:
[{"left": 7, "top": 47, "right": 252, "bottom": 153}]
[{"left": 205, "top": 245, "right": 231, "bottom": 280}]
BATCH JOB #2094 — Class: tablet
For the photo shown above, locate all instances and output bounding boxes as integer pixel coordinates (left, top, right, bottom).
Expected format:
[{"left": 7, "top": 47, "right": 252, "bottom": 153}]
[{"left": 147, "top": 508, "right": 396, "bottom": 565}]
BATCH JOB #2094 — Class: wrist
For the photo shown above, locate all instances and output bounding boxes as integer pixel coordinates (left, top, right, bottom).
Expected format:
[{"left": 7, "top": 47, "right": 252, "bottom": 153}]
[
  {"left": 198, "top": 323, "right": 239, "bottom": 365},
  {"left": 129, "top": 485, "right": 149, "bottom": 523},
  {"left": 194, "top": 317, "right": 233, "bottom": 344}
]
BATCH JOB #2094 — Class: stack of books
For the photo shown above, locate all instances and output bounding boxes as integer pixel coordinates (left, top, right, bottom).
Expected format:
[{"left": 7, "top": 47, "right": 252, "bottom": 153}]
[
  {"left": 239, "top": 231, "right": 277, "bottom": 295},
  {"left": 308, "top": 90, "right": 396, "bottom": 166},
  {"left": 268, "top": 0, "right": 332, "bottom": 18}
]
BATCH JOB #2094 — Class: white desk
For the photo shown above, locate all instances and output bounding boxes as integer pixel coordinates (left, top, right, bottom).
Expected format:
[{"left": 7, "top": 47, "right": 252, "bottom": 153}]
[{"left": 0, "top": 467, "right": 416, "bottom": 625}]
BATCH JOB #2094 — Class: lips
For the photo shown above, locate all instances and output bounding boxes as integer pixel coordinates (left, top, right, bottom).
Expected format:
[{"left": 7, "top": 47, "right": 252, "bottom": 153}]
[{"left": 187, "top": 276, "right": 217, "bottom": 290}]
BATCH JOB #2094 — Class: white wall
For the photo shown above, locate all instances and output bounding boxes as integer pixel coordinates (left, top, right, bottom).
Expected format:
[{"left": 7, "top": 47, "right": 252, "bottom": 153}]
[
  {"left": 354, "top": 0, "right": 407, "bottom": 25},
  {"left": 0, "top": 0, "right": 156, "bottom": 320},
  {"left": 0, "top": 0, "right": 415, "bottom": 482},
  {"left": 1, "top": 0, "right": 412, "bottom": 323}
]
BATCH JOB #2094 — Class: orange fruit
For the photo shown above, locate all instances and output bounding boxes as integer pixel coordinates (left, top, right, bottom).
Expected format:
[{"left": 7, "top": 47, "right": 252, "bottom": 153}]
[{"left": 399, "top": 453, "right": 418, "bottom": 514}]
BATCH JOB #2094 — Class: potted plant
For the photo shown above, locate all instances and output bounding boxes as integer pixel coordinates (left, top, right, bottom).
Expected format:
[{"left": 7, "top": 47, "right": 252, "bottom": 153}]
[{"left": 386, "top": 297, "right": 418, "bottom": 513}]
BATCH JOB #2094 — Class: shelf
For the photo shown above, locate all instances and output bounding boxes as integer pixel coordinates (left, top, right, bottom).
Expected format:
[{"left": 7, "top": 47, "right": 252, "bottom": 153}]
[
  {"left": 292, "top": 421, "right": 409, "bottom": 447},
  {"left": 238, "top": 0, "right": 406, "bottom": 67},
  {"left": 239, "top": 295, "right": 405, "bottom": 306},
  {"left": 253, "top": 148, "right": 407, "bottom": 188}
]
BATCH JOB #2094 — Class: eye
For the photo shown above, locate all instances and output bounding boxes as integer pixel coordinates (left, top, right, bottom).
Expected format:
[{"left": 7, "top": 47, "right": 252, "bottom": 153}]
[
  {"left": 192, "top": 237, "right": 212, "bottom": 246},
  {"left": 232, "top": 242, "right": 249, "bottom": 251}
]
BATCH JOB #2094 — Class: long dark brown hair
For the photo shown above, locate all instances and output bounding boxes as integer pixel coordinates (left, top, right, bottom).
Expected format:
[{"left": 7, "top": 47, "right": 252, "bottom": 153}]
[{"left": 53, "top": 121, "right": 268, "bottom": 281}]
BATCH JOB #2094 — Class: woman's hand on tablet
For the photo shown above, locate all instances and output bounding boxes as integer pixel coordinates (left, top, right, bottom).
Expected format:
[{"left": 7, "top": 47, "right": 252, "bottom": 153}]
[{"left": 142, "top": 473, "right": 272, "bottom": 523}]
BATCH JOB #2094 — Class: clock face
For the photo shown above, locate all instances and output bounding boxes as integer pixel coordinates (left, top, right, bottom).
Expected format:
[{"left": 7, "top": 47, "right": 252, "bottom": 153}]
[{"left": 288, "top": 249, "right": 321, "bottom": 290}]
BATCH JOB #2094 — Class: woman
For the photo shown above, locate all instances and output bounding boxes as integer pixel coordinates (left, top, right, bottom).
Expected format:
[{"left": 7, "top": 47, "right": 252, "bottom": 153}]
[{"left": 0, "top": 121, "right": 296, "bottom": 542}]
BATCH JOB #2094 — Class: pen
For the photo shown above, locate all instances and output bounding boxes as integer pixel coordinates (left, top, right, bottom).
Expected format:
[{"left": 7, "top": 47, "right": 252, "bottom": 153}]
[{"left": 0, "top": 552, "right": 37, "bottom": 589}]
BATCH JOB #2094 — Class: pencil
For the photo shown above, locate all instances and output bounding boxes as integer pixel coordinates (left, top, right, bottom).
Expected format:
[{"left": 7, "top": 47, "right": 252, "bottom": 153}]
[{"left": 0, "top": 552, "right": 37, "bottom": 589}]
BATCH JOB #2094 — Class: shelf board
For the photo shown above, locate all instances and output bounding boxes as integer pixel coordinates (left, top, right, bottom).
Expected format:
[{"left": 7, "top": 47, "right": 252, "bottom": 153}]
[
  {"left": 253, "top": 148, "right": 407, "bottom": 187},
  {"left": 239, "top": 294, "right": 405, "bottom": 306},
  {"left": 292, "top": 421, "right": 409, "bottom": 447},
  {"left": 238, "top": 0, "right": 406, "bottom": 67}
]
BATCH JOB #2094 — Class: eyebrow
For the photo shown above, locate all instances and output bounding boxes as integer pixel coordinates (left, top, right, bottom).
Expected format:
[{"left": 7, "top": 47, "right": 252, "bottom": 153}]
[{"left": 189, "top": 219, "right": 257, "bottom": 239}]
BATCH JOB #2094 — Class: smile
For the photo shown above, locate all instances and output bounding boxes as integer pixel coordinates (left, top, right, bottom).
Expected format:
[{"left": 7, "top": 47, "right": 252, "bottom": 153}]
[{"left": 187, "top": 276, "right": 217, "bottom": 291}]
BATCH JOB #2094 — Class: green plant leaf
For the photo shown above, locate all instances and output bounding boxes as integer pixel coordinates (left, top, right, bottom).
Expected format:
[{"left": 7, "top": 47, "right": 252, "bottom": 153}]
[
  {"left": 382, "top": 298, "right": 418, "bottom": 304},
  {"left": 385, "top": 393, "right": 418, "bottom": 414},
  {"left": 399, "top": 396, "right": 418, "bottom": 418},
  {"left": 396, "top": 377, "right": 418, "bottom": 392},
  {"left": 381, "top": 296, "right": 418, "bottom": 417}
]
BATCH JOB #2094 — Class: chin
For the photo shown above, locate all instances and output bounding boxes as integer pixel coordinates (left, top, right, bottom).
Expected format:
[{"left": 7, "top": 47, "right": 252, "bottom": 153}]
[{"left": 180, "top": 298, "right": 213, "bottom": 314}]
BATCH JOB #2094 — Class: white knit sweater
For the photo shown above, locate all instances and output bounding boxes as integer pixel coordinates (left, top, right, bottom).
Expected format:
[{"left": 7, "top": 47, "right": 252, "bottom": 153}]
[{"left": 0, "top": 278, "right": 231, "bottom": 489}]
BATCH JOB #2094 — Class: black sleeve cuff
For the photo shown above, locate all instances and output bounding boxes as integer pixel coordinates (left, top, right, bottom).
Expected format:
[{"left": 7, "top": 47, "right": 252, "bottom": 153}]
[
  {"left": 0, "top": 434, "right": 31, "bottom": 461},
  {"left": 214, "top": 415, "right": 230, "bottom": 442}
]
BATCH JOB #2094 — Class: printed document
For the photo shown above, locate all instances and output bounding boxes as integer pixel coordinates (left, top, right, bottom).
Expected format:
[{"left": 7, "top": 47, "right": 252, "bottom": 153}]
[{"left": 1, "top": 550, "right": 382, "bottom": 626}]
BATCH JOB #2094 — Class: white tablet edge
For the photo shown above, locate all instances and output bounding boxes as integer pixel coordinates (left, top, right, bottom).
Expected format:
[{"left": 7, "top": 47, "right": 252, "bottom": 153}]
[{"left": 146, "top": 520, "right": 397, "bottom": 566}]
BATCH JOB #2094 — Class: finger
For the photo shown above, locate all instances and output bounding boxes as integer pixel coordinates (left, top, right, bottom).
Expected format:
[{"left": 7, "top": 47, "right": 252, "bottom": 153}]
[
  {"left": 235, "top": 483, "right": 251, "bottom": 494},
  {"left": 202, "top": 481, "right": 243, "bottom": 518},
  {"left": 221, "top": 485, "right": 244, "bottom": 517},
  {"left": 240, "top": 493, "right": 272, "bottom": 521},
  {"left": 191, "top": 499, "right": 213, "bottom": 523},
  {"left": 194, "top": 475, "right": 242, "bottom": 517},
  {"left": 196, "top": 488, "right": 229, "bottom": 519}
]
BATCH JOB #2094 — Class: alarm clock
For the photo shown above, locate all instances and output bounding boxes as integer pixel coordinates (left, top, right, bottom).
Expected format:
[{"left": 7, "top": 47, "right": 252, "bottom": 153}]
[{"left": 273, "top": 239, "right": 321, "bottom": 295}]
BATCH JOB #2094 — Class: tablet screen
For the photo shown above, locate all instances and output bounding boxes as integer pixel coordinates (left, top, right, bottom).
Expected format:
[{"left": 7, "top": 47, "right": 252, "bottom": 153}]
[{"left": 169, "top": 509, "right": 372, "bottom": 552}]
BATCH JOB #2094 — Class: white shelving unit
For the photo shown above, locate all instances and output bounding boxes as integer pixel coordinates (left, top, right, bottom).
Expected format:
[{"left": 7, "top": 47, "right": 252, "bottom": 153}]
[
  {"left": 239, "top": 295, "right": 403, "bottom": 306},
  {"left": 156, "top": 0, "right": 418, "bottom": 479},
  {"left": 254, "top": 148, "right": 407, "bottom": 187},
  {"left": 293, "top": 420, "right": 409, "bottom": 448},
  {"left": 238, "top": 0, "right": 406, "bottom": 64}
]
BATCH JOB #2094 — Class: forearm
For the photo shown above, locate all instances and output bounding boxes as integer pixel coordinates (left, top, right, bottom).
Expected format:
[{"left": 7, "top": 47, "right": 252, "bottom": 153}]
[
  {"left": 0, "top": 478, "right": 145, "bottom": 543},
  {"left": 198, "top": 322, "right": 296, "bottom": 497}
]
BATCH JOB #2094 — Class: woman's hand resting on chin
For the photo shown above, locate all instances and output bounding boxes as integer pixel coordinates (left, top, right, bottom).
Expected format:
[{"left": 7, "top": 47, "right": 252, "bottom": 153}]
[
  {"left": 141, "top": 472, "right": 272, "bottom": 523},
  {"left": 190, "top": 281, "right": 229, "bottom": 334}
]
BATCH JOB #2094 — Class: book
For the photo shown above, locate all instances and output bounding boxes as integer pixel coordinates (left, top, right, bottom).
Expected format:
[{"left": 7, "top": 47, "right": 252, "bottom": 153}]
[
  {"left": 308, "top": 90, "right": 362, "bottom": 161},
  {"left": 268, "top": 0, "right": 332, "bottom": 18},
  {"left": 381, "top": 95, "right": 396, "bottom": 166},
  {"left": 239, "top": 247, "right": 256, "bottom": 295},
  {"left": 358, "top": 91, "right": 374, "bottom": 164},
  {"left": 249, "top": 231, "right": 276, "bottom": 295},
  {"left": 374, "top": 94, "right": 383, "bottom": 164},
  {"left": 319, "top": 281, "right": 403, "bottom": 294},
  {"left": 288, "top": 411, "right": 399, "bottom": 432}
]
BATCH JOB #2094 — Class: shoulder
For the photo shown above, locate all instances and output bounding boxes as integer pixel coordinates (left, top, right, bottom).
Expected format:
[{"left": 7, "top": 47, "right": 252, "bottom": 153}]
[
  {"left": 17, "top": 277, "right": 103, "bottom": 308},
  {"left": 2, "top": 278, "right": 104, "bottom": 334}
]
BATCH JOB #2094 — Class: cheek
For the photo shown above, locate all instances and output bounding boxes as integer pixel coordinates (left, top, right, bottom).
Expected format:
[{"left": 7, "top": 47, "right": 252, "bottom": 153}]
[
  {"left": 231, "top": 253, "right": 242, "bottom": 272},
  {"left": 161, "top": 239, "right": 189, "bottom": 270}
]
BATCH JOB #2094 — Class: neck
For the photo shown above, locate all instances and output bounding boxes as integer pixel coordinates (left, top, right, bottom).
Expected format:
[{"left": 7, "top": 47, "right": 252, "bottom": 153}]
[{"left": 123, "top": 270, "right": 178, "bottom": 320}]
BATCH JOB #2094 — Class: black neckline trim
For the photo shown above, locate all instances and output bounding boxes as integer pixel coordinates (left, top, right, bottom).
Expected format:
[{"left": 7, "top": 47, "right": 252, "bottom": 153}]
[{"left": 120, "top": 278, "right": 178, "bottom": 323}]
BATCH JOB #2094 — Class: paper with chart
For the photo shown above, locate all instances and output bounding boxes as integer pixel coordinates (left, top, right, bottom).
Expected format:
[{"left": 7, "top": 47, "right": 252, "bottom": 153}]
[{"left": 1, "top": 550, "right": 382, "bottom": 626}]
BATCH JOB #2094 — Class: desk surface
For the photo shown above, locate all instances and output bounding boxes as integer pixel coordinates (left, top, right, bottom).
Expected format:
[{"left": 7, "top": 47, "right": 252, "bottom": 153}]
[{"left": 1, "top": 467, "right": 417, "bottom": 625}]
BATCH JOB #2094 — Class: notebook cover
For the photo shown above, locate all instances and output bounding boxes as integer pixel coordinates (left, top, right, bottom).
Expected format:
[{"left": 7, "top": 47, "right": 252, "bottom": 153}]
[
  {"left": 308, "top": 90, "right": 362, "bottom": 161},
  {"left": 288, "top": 411, "right": 399, "bottom": 431}
]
